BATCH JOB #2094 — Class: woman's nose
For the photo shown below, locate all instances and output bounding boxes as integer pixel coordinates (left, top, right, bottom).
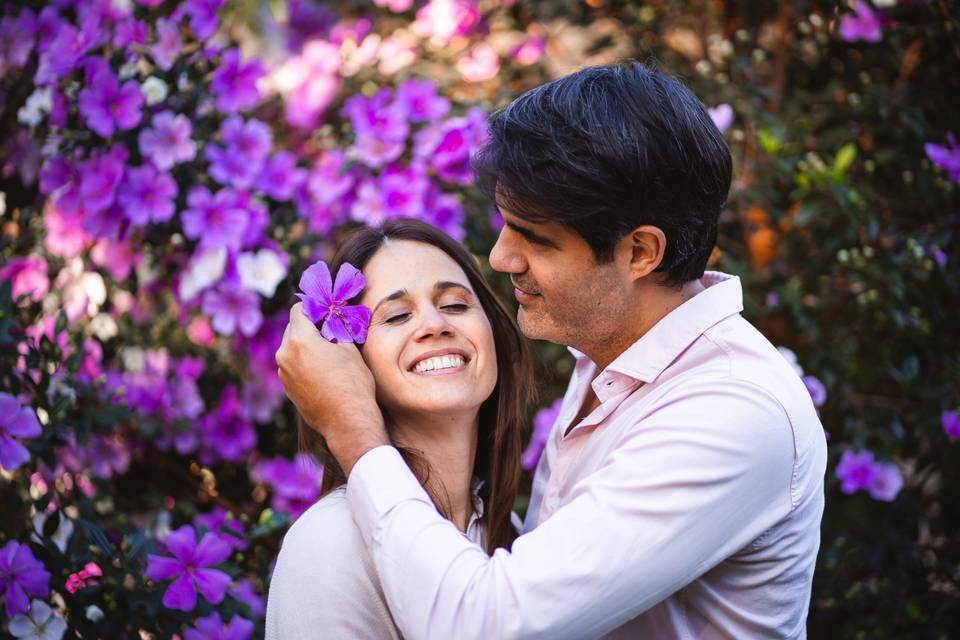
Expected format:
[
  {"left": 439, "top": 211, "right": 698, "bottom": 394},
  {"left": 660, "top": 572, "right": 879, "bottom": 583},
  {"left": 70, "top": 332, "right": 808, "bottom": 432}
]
[{"left": 414, "top": 307, "right": 454, "bottom": 341}]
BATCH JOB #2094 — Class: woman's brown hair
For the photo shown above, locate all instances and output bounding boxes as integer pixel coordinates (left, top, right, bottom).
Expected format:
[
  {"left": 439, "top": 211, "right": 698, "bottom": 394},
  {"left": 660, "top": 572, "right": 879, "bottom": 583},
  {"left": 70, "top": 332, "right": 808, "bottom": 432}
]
[{"left": 298, "top": 218, "right": 533, "bottom": 553}]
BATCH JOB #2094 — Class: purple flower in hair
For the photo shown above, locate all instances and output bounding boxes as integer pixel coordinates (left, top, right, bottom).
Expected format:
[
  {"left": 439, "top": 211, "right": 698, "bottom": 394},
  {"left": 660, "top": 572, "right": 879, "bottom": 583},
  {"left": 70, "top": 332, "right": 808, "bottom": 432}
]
[
  {"left": 0, "top": 393, "right": 42, "bottom": 473},
  {"left": 202, "top": 285, "right": 263, "bottom": 337},
  {"left": 0, "top": 541, "right": 51, "bottom": 618},
  {"left": 78, "top": 62, "right": 143, "bottom": 137},
  {"left": 145, "top": 525, "right": 231, "bottom": 612},
  {"left": 182, "top": 186, "right": 249, "bottom": 251},
  {"left": 139, "top": 111, "right": 196, "bottom": 170},
  {"left": 297, "top": 261, "right": 370, "bottom": 343},
  {"left": 184, "top": 612, "right": 254, "bottom": 640},
  {"left": 211, "top": 48, "right": 264, "bottom": 114},
  {"left": 835, "top": 449, "right": 876, "bottom": 494},
  {"left": 924, "top": 133, "right": 960, "bottom": 183},
  {"left": 521, "top": 398, "right": 562, "bottom": 470},
  {"left": 117, "top": 164, "right": 178, "bottom": 225},
  {"left": 838, "top": 1, "right": 883, "bottom": 43}
]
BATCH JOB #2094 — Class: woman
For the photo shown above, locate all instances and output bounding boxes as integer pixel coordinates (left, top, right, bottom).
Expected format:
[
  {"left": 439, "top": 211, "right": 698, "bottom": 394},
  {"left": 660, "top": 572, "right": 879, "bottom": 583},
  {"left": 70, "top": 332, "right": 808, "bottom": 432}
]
[{"left": 266, "top": 219, "right": 532, "bottom": 639}]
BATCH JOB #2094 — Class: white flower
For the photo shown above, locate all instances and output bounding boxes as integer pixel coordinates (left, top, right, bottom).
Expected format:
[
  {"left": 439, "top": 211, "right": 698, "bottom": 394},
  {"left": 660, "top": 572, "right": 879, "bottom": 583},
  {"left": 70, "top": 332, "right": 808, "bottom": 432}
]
[
  {"left": 84, "top": 605, "right": 104, "bottom": 623},
  {"left": 0, "top": 191, "right": 6, "bottom": 216},
  {"left": 17, "top": 87, "right": 53, "bottom": 128},
  {"left": 8, "top": 600, "right": 67, "bottom": 640},
  {"left": 55, "top": 258, "right": 107, "bottom": 321},
  {"left": 178, "top": 247, "right": 227, "bottom": 301},
  {"left": 88, "top": 313, "right": 118, "bottom": 342},
  {"left": 31, "top": 512, "right": 74, "bottom": 554},
  {"left": 141, "top": 76, "right": 168, "bottom": 106},
  {"left": 237, "top": 249, "right": 287, "bottom": 298},
  {"left": 122, "top": 346, "right": 146, "bottom": 373},
  {"left": 118, "top": 59, "right": 138, "bottom": 80}
]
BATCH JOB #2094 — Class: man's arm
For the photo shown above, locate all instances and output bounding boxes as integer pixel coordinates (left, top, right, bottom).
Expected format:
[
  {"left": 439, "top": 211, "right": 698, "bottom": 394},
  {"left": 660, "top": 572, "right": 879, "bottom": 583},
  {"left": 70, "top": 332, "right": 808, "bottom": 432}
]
[{"left": 346, "top": 380, "right": 796, "bottom": 640}]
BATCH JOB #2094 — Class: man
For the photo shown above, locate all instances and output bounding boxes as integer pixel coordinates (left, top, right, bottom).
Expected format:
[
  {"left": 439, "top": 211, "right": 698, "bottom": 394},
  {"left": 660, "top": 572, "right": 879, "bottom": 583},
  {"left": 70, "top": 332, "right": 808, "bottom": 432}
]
[{"left": 276, "top": 63, "right": 827, "bottom": 639}]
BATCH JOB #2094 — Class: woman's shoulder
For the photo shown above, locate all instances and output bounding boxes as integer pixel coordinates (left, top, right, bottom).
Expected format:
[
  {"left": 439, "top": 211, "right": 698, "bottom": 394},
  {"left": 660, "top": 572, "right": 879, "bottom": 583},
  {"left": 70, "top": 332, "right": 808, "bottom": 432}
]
[{"left": 280, "top": 487, "right": 364, "bottom": 557}]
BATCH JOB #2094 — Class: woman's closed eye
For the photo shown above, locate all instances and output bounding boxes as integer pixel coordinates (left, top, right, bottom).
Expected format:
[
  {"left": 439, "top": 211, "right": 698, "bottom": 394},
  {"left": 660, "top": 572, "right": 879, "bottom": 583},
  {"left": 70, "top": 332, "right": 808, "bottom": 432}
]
[{"left": 440, "top": 303, "right": 469, "bottom": 312}]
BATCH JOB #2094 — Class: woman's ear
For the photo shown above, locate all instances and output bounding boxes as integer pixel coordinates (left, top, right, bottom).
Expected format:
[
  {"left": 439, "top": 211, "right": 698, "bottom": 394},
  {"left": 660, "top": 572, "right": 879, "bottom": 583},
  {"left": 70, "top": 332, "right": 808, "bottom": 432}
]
[{"left": 620, "top": 225, "right": 666, "bottom": 281}]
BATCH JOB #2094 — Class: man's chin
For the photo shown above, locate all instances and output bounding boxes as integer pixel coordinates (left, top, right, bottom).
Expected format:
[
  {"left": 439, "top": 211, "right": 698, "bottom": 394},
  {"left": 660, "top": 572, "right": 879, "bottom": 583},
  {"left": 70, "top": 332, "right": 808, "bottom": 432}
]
[{"left": 516, "top": 307, "right": 556, "bottom": 342}]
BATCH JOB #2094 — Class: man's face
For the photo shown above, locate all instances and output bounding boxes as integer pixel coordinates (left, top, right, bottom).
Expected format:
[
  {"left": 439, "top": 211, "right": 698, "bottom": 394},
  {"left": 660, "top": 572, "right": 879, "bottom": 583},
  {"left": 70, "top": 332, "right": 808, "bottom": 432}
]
[{"left": 489, "top": 210, "right": 629, "bottom": 349}]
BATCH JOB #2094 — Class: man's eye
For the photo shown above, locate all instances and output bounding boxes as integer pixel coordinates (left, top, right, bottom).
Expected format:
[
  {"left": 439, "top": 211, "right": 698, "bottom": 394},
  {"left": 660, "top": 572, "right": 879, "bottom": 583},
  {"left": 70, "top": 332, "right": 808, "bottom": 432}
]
[{"left": 384, "top": 313, "right": 411, "bottom": 324}]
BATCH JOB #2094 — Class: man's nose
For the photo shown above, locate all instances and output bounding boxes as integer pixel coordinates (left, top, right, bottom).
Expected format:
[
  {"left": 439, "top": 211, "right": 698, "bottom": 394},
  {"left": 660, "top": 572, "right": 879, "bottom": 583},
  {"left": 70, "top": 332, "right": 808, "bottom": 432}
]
[{"left": 489, "top": 228, "right": 526, "bottom": 274}]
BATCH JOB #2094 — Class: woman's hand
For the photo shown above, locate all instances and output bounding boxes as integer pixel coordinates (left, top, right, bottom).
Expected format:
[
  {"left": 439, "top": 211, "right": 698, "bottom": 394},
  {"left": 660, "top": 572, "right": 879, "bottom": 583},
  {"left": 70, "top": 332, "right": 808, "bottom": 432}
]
[{"left": 276, "top": 303, "right": 389, "bottom": 475}]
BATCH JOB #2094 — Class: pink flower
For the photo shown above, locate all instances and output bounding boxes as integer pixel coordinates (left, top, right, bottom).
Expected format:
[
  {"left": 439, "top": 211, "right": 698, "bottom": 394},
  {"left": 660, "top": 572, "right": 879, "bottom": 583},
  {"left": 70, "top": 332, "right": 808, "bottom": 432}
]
[
  {"left": 802, "top": 375, "right": 827, "bottom": 408},
  {"left": 512, "top": 35, "right": 546, "bottom": 66},
  {"left": 867, "top": 462, "right": 903, "bottom": 502},
  {"left": 0, "top": 256, "right": 49, "bottom": 303},
  {"left": 64, "top": 562, "right": 102, "bottom": 593},
  {"left": 708, "top": 104, "right": 734, "bottom": 133},
  {"left": 413, "top": 0, "right": 481, "bottom": 44},
  {"left": 297, "top": 261, "right": 370, "bottom": 343},
  {"left": 839, "top": 1, "right": 883, "bottom": 43},
  {"left": 457, "top": 43, "right": 500, "bottom": 82},
  {"left": 374, "top": 0, "right": 415, "bottom": 12}
]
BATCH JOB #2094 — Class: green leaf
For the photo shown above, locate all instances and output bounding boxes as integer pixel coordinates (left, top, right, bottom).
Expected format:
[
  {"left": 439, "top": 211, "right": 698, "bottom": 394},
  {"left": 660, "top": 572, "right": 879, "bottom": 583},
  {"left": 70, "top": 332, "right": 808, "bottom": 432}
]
[
  {"left": 832, "top": 143, "right": 857, "bottom": 180},
  {"left": 758, "top": 129, "right": 782, "bottom": 154}
]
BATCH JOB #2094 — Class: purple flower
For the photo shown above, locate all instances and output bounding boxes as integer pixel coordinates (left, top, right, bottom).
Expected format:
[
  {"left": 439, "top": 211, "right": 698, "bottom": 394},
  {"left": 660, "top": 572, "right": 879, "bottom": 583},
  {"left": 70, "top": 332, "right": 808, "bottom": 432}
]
[
  {"left": 116, "top": 164, "right": 178, "bottom": 226},
  {"left": 0, "top": 255, "right": 49, "bottom": 303},
  {"left": 839, "top": 1, "right": 883, "bottom": 43},
  {"left": 202, "top": 285, "right": 263, "bottom": 337},
  {"left": 708, "top": 103, "right": 734, "bottom": 133},
  {"left": 835, "top": 449, "right": 875, "bottom": 494},
  {"left": 802, "top": 375, "right": 827, "bottom": 408},
  {"left": 414, "top": 107, "right": 487, "bottom": 184},
  {"left": 422, "top": 189, "right": 466, "bottom": 241},
  {"left": 207, "top": 116, "right": 272, "bottom": 189},
  {"left": 255, "top": 151, "right": 306, "bottom": 201},
  {"left": 182, "top": 186, "right": 249, "bottom": 251},
  {"left": 184, "top": 612, "right": 254, "bottom": 640},
  {"left": 197, "top": 386, "right": 257, "bottom": 464},
  {"left": 139, "top": 111, "right": 196, "bottom": 170},
  {"left": 867, "top": 462, "right": 903, "bottom": 502},
  {"left": 924, "top": 133, "right": 960, "bottom": 183},
  {"left": 350, "top": 178, "right": 392, "bottom": 226},
  {"left": 521, "top": 398, "right": 562, "bottom": 470},
  {"left": 297, "top": 261, "right": 370, "bottom": 343},
  {"left": 0, "top": 541, "right": 50, "bottom": 618},
  {"left": 395, "top": 78, "right": 450, "bottom": 122},
  {"left": 177, "top": 0, "right": 225, "bottom": 40},
  {"left": 211, "top": 48, "right": 264, "bottom": 114},
  {"left": 79, "top": 147, "right": 127, "bottom": 214},
  {"left": 0, "top": 393, "right": 42, "bottom": 472},
  {"left": 242, "top": 374, "right": 285, "bottom": 423},
  {"left": 150, "top": 18, "right": 180, "bottom": 70},
  {"left": 145, "top": 525, "right": 231, "bottom": 612},
  {"left": 195, "top": 507, "right": 247, "bottom": 552},
  {"left": 344, "top": 89, "right": 409, "bottom": 168},
  {"left": 36, "top": 22, "right": 94, "bottom": 85},
  {"left": 254, "top": 454, "right": 323, "bottom": 520},
  {"left": 114, "top": 17, "right": 148, "bottom": 49},
  {"left": 294, "top": 151, "right": 354, "bottom": 233},
  {"left": 78, "top": 63, "right": 144, "bottom": 137},
  {"left": 0, "top": 10, "right": 36, "bottom": 72},
  {"left": 228, "top": 578, "right": 266, "bottom": 617},
  {"left": 379, "top": 165, "right": 431, "bottom": 219},
  {"left": 512, "top": 35, "right": 546, "bottom": 66},
  {"left": 413, "top": 0, "right": 481, "bottom": 44},
  {"left": 942, "top": 410, "right": 960, "bottom": 440},
  {"left": 281, "top": 40, "right": 341, "bottom": 130}
]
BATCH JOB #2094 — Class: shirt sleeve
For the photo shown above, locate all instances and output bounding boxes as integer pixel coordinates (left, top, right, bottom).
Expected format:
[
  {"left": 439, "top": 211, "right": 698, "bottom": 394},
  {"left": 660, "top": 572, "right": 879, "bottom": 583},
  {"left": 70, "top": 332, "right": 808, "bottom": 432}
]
[{"left": 346, "top": 380, "right": 796, "bottom": 640}]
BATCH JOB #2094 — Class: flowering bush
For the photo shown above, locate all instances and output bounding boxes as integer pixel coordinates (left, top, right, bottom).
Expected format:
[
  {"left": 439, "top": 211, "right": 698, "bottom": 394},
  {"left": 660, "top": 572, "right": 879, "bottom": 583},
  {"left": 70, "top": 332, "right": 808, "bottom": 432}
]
[{"left": 0, "top": 0, "right": 957, "bottom": 636}]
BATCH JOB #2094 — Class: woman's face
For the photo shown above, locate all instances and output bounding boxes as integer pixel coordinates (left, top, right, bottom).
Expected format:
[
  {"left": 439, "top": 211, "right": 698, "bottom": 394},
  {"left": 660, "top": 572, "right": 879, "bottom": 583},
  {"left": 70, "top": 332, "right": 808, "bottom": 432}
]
[{"left": 358, "top": 240, "right": 498, "bottom": 421}]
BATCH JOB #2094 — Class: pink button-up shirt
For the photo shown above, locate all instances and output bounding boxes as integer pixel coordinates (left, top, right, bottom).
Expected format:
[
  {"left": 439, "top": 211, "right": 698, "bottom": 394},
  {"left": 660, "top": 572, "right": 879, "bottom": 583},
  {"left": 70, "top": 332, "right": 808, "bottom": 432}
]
[{"left": 347, "top": 271, "right": 827, "bottom": 639}]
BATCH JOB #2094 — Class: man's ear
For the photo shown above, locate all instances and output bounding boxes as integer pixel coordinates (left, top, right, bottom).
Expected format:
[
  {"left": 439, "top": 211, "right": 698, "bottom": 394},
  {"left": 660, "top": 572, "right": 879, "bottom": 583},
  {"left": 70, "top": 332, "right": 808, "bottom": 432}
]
[{"left": 622, "top": 225, "right": 666, "bottom": 281}]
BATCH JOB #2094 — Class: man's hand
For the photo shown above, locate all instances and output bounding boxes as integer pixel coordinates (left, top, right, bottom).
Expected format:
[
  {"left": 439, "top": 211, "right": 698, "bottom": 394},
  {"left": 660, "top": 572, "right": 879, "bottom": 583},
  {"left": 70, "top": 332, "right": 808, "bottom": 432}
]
[{"left": 276, "top": 303, "right": 389, "bottom": 476}]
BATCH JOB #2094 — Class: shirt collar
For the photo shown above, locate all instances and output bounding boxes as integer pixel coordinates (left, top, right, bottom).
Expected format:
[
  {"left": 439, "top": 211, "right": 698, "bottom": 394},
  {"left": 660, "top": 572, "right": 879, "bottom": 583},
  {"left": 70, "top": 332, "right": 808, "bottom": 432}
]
[{"left": 571, "top": 271, "right": 744, "bottom": 385}]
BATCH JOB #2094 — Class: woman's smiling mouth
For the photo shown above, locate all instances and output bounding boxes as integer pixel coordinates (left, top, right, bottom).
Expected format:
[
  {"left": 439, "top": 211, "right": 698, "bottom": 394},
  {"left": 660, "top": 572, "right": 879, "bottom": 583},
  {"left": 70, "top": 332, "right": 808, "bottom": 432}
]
[{"left": 409, "top": 349, "right": 470, "bottom": 375}]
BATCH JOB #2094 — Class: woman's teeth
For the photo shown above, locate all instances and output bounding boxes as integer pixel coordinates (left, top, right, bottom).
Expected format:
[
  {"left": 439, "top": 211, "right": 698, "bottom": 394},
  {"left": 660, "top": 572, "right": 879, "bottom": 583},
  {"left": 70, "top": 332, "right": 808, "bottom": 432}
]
[{"left": 413, "top": 355, "right": 465, "bottom": 373}]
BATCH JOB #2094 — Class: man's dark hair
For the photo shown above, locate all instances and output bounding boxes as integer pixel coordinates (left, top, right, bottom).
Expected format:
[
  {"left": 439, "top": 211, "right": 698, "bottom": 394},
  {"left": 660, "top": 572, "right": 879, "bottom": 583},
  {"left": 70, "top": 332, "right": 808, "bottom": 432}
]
[{"left": 473, "top": 62, "right": 732, "bottom": 287}]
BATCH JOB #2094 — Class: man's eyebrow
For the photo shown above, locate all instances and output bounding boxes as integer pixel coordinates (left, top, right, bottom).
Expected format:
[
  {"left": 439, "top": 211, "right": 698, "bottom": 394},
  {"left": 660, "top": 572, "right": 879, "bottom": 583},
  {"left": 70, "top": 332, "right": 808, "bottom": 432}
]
[{"left": 504, "top": 220, "right": 561, "bottom": 249}]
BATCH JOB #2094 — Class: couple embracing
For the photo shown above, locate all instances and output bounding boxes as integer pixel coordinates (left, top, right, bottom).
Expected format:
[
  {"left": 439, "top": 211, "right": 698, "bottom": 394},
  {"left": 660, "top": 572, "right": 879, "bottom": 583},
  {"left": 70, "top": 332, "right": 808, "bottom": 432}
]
[{"left": 267, "top": 63, "right": 827, "bottom": 640}]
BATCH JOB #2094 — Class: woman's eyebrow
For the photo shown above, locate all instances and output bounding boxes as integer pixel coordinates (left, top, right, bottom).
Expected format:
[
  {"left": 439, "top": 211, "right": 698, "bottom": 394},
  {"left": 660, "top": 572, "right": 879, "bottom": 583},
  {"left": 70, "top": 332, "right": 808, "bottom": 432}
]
[
  {"left": 371, "top": 289, "right": 409, "bottom": 315},
  {"left": 434, "top": 281, "right": 474, "bottom": 296}
]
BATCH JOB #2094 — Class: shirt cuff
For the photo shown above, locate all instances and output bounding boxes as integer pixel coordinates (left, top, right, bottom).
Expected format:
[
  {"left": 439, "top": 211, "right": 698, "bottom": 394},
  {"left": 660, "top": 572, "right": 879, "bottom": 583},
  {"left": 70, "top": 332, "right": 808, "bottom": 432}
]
[{"left": 347, "top": 445, "right": 433, "bottom": 548}]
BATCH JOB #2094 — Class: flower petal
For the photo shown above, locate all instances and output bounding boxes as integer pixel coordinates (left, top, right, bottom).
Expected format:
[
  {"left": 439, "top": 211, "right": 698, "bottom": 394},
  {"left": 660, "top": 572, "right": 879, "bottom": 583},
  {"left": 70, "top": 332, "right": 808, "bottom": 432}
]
[
  {"left": 296, "top": 293, "right": 330, "bottom": 325},
  {"left": 7, "top": 407, "right": 42, "bottom": 438},
  {"left": 5, "top": 579, "right": 30, "bottom": 618},
  {"left": 193, "top": 568, "right": 230, "bottom": 604},
  {"left": 145, "top": 555, "right": 184, "bottom": 581},
  {"left": 194, "top": 533, "right": 231, "bottom": 567},
  {"left": 163, "top": 525, "right": 198, "bottom": 564},
  {"left": 162, "top": 573, "right": 198, "bottom": 611},
  {"left": 0, "top": 435, "right": 32, "bottom": 471},
  {"left": 298, "top": 261, "right": 333, "bottom": 304},
  {"left": 0, "top": 392, "right": 20, "bottom": 416},
  {"left": 331, "top": 262, "right": 366, "bottom": 302},
  {"left": 225, "top": 614, "right": 256, "bottom": 640},
  {"left": 340, "top": 305, "right": 372, "bottom": 344},
  {"left": 320, "top": 314, "right": 352, "bottom": 343}
]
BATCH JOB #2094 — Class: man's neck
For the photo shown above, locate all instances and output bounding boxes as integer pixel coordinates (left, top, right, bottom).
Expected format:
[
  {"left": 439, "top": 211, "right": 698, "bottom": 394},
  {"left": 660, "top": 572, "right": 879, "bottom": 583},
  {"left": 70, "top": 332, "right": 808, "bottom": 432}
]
[
  {"left": 388, "top": 411, "right": 479, "bottom": 533},
  {"left": 582, "top": 278, "right": 705, "bottom": 372}
]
